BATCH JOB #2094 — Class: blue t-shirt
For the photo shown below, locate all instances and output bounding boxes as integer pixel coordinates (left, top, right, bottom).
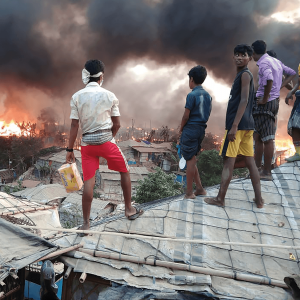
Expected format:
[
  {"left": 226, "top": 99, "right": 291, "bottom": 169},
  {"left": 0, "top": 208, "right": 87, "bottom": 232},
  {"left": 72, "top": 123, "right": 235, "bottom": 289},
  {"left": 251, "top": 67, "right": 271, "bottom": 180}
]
[{"left": 185, "top": 86, "right": 212, "bottom": 128}]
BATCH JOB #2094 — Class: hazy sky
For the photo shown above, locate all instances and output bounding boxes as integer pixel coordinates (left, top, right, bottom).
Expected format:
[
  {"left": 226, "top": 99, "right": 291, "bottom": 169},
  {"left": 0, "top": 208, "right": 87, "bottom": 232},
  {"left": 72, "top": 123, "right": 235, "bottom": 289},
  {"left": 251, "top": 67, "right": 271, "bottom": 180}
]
[{"left": 0, "top": 0, "right": 299, "bottom": 138}]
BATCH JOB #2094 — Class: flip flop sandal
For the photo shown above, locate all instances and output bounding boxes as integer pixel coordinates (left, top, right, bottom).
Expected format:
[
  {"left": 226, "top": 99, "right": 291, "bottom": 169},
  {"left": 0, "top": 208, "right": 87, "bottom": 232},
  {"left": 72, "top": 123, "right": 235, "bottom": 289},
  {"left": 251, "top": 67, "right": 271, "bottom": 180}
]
[{"left": 127, "top": 206, "right": 144, "bottom": 220}]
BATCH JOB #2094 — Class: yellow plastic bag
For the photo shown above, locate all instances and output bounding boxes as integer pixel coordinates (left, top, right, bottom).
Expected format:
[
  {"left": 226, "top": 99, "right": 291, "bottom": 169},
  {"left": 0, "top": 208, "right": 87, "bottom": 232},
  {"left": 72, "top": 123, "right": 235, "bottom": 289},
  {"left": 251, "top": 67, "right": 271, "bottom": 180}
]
[{"left": 58, "top": 163, "right": 83, "bottom": 193}]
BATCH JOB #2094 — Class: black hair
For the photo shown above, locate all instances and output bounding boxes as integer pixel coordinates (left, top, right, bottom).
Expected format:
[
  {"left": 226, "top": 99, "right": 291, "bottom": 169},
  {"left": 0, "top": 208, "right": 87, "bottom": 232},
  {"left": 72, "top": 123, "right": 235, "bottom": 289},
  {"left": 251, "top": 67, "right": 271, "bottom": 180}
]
[
  {"left": 251, "top": 40, "right": 267, "bottom": 55},
  {"left": 84, "top": 60, "right": 105, "bottom": 83},
  {"left": 188, "top": 65, "right": 207, "bottom": 84},
  {"left": 267, "top": 50, "right": 277, "bottom": 58},
  {"left": 234, "top": 44, "right": 253, "bottom": 57}
]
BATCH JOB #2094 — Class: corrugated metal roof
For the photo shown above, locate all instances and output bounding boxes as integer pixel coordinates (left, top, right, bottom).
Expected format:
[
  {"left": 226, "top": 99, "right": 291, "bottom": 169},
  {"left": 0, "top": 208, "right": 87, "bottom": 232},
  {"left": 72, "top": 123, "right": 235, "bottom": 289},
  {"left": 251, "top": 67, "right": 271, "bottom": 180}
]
[
  {"left": 131, "top": 146, "right": 167, "bottom": 153},
  {"left": 53, "top": 161, "right": 300, "bottom": 299},
  {"left": 99, "top": 166, "right": 149, "bottom": 175},
  {"left": 39, "top": 150, "right": 82, "bottom": 163}
]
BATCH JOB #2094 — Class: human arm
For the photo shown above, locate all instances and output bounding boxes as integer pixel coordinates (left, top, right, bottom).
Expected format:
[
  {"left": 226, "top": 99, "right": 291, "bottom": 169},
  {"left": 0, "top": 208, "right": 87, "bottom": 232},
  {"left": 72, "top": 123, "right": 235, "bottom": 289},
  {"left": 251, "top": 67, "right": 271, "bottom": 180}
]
[
  {"left": 111, "top": 116, "right": 121, "bottom": 137},
  {"left": 257, "top": 80, "right": 273, "bottom": 105},
  {"left": 281, "top": 63, "right": 296, "bottom": 90},
  {"left": 179, "top": 108, "right": 190, "bottom": 133},
  {"left": 281, "top": 74, "right": 296, "bottom": 90},
  {"left": 285, "top": 76, "right": 300, "bottom": 105},
  {"left": 66, "top": 119, "right": 79, "bottom": 163},
  {"left": 227, "top": 72, "right": 250, "bottom": 142},
  {"left": 282, "top": 75, "right": 293, "bottom": 90}
]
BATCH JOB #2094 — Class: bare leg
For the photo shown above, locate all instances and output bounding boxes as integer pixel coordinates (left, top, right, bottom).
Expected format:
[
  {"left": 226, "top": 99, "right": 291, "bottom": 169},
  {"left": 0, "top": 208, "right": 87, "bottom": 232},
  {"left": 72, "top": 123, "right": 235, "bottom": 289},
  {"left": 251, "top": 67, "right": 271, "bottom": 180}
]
[
  {"left": 120, "top": 171, "right": 137, "bottom": 217},
  {"left": 81, "top": 175, "right": 95, "bottom": 230},
  {"left": 244, "top": 157, "right": 263, "bottom": 208},
  {"left": 185, "top": 156, "right": 197, "bottom": 198},
  {"left": 262, "top": 139, "right": 273, "bottom": 175},
  {"left": 194, "top": 165, "right": 206, "bottom": 196},
  {"left": 254, "top": 132, "right": 263, "bottom": 169},
  {"left": 204, "top": 157, "right": 235, "bottom": 206}
]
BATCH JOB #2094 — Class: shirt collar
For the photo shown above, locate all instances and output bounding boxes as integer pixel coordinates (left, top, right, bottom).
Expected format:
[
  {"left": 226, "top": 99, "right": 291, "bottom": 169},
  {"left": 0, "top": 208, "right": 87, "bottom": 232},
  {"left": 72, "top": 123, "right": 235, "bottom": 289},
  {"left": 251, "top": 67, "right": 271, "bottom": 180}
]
[
  {"left": 256, "top": 53, "right": 268, "bottom": 67},
  {"left": 86, "top": 82, "right": 100, "bottom": 87},
  {"left": 192, "top": 85, "right": 203, "bottom": 91}
]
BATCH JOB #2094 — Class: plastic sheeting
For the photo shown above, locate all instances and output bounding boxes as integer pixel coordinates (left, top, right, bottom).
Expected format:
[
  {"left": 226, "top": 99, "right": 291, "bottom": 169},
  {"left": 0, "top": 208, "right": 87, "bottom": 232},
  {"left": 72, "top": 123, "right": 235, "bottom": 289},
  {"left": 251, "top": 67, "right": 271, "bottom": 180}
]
[
  {"left": 53, "top": 161, "right": 300, "bottom": 299},
  {"left": 0, "top": 218, "right": 57, "bottom": 281}
]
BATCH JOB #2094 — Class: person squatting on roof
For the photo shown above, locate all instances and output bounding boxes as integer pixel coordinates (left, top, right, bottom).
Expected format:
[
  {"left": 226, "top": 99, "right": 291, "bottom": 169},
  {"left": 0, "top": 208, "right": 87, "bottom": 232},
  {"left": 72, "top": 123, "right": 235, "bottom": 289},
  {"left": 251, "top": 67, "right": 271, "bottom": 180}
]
[
  {"left": 285, "top": 63, "right": 300, "bottom": 162},
  {"left": 251, "top": 40, "right": 296, "bottom": 181},
  {"left": 205, "top": 44, "right": 263, "bottom": 208},
  {"left": 178, "top": 65, "right": 212, "bottom": 199},
  {"left": 66, "top": 60, "right": 143, "bottom": 232}
]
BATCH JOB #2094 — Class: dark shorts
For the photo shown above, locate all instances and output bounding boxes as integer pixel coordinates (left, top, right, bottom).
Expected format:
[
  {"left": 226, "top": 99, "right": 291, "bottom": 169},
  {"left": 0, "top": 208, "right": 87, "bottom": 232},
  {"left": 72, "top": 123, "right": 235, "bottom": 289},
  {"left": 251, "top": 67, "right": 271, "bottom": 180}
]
[
  {"left": 288, "top": 91, "right": 300, "bottom": 136},
  {"left": 253, "top": 98, "right": 279, "bottom": 142},
  {"left": 180, "top": 125, "right": 205, "bottom": 161}
]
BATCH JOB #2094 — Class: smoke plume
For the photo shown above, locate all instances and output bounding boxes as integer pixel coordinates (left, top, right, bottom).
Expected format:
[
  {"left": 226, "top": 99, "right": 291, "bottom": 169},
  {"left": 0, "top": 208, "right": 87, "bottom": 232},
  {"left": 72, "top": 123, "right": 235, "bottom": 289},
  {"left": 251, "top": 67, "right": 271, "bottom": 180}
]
[{"left": 0, "top": 0, "right": 299, "bottom": 136}]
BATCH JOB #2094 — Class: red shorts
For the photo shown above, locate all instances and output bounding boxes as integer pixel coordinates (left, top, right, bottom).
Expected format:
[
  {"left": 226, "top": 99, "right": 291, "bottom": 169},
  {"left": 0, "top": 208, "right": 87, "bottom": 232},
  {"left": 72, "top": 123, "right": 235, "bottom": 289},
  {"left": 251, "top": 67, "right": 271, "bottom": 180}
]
[{"left": 81, "top": 142, "right": 129, "bottom": 181}]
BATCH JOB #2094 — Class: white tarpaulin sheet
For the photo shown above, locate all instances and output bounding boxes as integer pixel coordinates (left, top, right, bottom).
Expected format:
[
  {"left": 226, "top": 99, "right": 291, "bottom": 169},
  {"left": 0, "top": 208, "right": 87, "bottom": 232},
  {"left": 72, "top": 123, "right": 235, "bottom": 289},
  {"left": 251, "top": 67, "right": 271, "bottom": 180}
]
[{"left": 53, "top": 161, "right": 300, "bottom": 299}]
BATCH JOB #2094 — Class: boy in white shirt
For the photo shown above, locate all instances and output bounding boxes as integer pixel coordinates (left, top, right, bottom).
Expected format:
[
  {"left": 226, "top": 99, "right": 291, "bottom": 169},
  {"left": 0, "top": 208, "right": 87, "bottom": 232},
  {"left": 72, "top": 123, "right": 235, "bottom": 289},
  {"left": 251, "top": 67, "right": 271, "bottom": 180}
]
[{"left": 66, "top": 60, "right": 143, "bottom": 232}]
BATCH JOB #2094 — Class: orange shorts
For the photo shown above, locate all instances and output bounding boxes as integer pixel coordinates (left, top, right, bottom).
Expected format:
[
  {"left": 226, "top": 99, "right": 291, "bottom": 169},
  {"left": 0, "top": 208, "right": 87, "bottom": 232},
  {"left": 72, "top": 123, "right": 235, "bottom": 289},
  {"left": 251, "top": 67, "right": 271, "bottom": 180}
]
[{"left": 81, "top": 141, "right": 129, "bottom": 181}]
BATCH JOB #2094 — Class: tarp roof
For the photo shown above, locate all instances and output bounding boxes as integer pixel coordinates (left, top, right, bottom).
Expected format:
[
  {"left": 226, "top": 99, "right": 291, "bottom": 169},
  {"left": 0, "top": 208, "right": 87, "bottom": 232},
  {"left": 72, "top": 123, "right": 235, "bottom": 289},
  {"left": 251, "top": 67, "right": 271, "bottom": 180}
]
[
  {"left": 11, "top": 183, "right": 68, "bottom": 203},
  {"left": 0, "top": 193, "right": 59, "bottom": 281},
  {"left": 50, "top": 161, "right": 300, "bottom": 299}
]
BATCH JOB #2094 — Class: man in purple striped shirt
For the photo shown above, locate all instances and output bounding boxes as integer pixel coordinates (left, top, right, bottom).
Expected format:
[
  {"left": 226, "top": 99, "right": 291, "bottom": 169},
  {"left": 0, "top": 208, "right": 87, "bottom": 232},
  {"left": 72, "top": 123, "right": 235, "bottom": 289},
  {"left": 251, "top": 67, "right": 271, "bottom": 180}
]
[{"left": 251, "top": 40, "right": 296, "bottom": 180}]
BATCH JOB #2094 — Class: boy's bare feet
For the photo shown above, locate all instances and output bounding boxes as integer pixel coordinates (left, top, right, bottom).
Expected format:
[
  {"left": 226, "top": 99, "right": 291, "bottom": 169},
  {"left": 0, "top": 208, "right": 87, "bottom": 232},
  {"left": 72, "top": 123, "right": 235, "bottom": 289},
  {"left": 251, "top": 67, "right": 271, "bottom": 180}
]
[
  {"left": 195, "top": 188, "right": 207, "bottom": 196},
  {"left": 184, "top": 193, "right": 196, "bottom": 199},
  {"left": 204, "top": 197, "right": 224, "bottom": 207},
  {"left": 77, "top": 222, "right": 90, "bottom": 237},
  {"left": 253, "top": 198, "right": 264, "bottom": 209},
  {"left": 260, "top": 170, "right": 272, "bottom": 181}
]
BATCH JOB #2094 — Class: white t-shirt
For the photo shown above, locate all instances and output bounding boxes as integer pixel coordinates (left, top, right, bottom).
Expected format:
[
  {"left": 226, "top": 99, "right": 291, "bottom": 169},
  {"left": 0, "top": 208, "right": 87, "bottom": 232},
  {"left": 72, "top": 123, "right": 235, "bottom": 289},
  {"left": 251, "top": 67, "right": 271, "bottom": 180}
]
[{"left": 70, "top": 82, "right": 120, "bottom": 134}]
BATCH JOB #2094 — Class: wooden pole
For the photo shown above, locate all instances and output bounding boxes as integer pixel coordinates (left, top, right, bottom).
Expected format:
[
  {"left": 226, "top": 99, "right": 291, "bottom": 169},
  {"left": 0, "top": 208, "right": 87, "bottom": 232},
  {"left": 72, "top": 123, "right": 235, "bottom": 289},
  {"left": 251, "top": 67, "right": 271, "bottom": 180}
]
[
  {"left": 33, "top": 243, "right": 83, "bottom": 263},
  {"left": 78, "top": 248, "right": 287, "bottom": 289},
  {"left": 1, "top": 205, "right": 58, "bottom": 216},
  {"left": 17, "top": 225, "right": 300, "bottom": 250}
]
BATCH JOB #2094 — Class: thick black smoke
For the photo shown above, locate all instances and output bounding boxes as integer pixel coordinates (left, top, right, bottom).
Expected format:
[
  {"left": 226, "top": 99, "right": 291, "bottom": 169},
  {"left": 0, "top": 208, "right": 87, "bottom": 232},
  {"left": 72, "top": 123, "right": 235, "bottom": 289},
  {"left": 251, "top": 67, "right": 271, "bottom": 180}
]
[{"left": 0, "top": 0, "right": 299, "bottom": 134}]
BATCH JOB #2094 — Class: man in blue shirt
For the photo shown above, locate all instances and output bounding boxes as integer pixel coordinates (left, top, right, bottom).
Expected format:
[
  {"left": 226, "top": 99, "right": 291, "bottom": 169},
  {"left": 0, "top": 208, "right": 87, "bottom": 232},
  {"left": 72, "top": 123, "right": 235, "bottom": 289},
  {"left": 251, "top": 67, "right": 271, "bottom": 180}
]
[{"left": 179, "top": 65, "right": 212, "bottom": 199}]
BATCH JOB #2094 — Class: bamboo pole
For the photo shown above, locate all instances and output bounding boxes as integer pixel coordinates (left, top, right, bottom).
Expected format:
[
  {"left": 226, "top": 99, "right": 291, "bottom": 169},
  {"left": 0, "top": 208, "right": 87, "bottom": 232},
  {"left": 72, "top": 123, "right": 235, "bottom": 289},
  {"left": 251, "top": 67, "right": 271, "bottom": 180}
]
[
  {"left": 1, "top": 205, "right": 58, "bottom": 216},
  {"left": 64, "top": 266, "right": 72, "bottom": 279},
  {"left": 33, "top": 243, "right": 83, "bottom": 263},
  {"left": 78, "top": 248, "right": 287, "bottom": 289},
  {"left": 79, "top": 272, "right": 87, "bottom": 284},
  {"left": 17, "top": 224, "right": 300, "bottom": 250}
]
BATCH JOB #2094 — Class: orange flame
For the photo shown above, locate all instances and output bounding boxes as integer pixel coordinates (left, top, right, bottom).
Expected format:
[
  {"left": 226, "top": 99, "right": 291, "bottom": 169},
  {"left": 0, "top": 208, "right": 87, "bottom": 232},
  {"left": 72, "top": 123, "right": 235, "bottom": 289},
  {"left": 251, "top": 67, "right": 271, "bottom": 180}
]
[{"left": 0, "top": 121, "right": 21, "bottom": 136}]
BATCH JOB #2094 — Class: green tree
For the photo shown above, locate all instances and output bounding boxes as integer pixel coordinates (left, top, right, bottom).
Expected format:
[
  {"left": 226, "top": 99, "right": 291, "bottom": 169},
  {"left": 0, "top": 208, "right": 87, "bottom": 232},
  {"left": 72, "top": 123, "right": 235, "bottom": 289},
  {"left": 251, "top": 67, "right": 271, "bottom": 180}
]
[
  {"left": 197, "top": 149, "right": 248, "bottom": 187},
  {"left": 133, "top": 168, "right": 184, "bottom": 204}
]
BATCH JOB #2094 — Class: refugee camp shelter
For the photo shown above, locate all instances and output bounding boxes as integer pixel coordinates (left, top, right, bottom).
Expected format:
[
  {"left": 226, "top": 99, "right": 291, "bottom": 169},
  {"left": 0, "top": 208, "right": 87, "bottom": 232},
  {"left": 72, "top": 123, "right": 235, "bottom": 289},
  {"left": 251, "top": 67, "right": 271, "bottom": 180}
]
[
  {"left": 35, "top": 149, "right": 82, "bottom": 178},
  {"left": 12, "top": 183, "right": 69, "bottom": 205},
  {"left": 0, "top": 169, "right": 14, "bottom": 184},
  {"left": 46, "top": 161, "right": 300, "bottom": 299},
  {"left": 99, "top": 165, "right": 149, "bottom": 194},
  {"left": 0, "top": 192, "right": 60, "bottom": 299}
]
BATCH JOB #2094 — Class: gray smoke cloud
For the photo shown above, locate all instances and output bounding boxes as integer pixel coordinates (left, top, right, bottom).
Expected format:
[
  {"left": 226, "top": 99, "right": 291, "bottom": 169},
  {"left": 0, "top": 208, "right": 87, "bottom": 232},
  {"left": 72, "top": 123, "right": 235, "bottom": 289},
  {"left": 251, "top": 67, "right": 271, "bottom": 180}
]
[{"left": 0, "top": 0, "right": 299, "bottom": 136}]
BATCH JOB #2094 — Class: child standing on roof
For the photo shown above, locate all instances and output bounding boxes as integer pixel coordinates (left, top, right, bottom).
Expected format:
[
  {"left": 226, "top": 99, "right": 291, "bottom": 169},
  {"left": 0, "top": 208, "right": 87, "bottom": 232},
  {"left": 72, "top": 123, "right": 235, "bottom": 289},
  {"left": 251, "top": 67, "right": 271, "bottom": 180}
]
[
  {"left": 179, "top": 65, "right": 212, "bottom": 199},
  {"left": 205, "top": 44, "right": 264, "bottom": 208},
  {"left": 285, "top": 63, "right": 300, "bottom": 162}
]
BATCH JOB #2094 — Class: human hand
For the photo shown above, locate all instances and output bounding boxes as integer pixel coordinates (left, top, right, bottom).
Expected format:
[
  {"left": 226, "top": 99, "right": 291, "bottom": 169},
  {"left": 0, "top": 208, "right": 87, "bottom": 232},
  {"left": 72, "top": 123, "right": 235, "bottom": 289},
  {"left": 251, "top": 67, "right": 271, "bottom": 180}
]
[
  {"left": 66, "top": 152, "right": 75, "bottom": 164},
  {"left": 227, "top": 125, "right": 237, "bottom": 142}
]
